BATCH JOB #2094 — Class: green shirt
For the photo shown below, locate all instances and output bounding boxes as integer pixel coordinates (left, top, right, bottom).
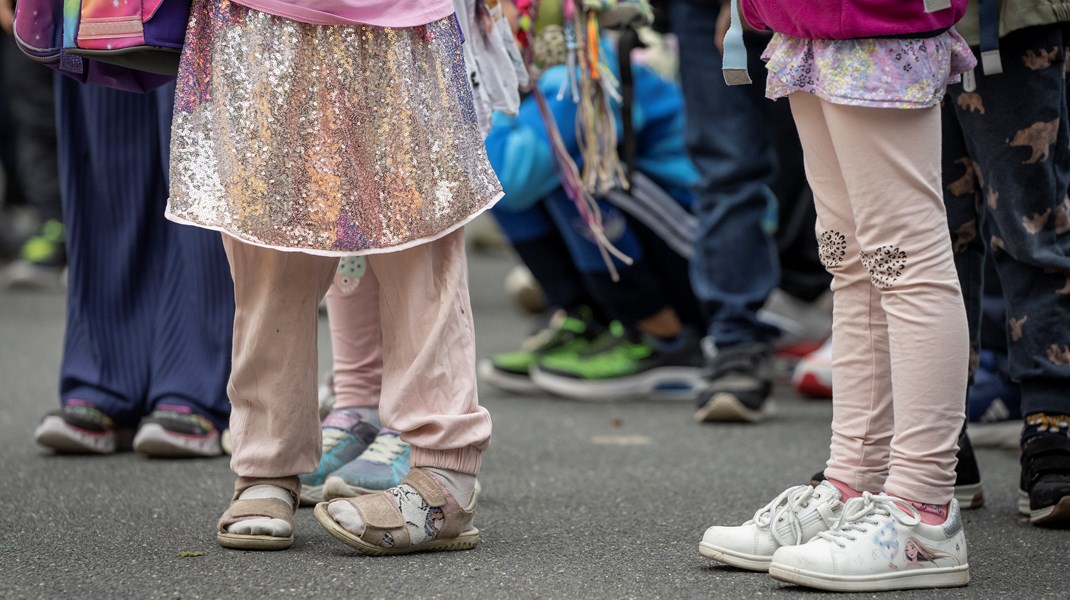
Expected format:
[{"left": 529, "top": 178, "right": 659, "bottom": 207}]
[{"left": 958, "top": 0, "right": 1070, "bottom": 46}]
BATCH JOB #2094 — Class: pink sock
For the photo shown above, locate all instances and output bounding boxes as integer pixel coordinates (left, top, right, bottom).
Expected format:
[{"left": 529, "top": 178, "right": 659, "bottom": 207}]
[
  {"left": 827, "top": 478, "right": 863, "bottom": 501},
  {"left": 902, "top": 500, "right": 949, "bottom": 525}
]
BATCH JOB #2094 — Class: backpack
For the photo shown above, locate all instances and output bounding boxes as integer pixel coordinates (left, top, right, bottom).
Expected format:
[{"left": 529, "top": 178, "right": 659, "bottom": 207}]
[{"left": 13, "top": 0, "right": 188, "bottom": 92}]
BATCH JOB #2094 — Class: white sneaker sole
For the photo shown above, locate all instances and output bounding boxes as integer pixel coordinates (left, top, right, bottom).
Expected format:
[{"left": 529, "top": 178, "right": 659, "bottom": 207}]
[
  {"left": 698, "top": 542, "right": 772, "bottom": 571},
  {"left": 132, "top": 423, "right": 221, "bottom": 458},
  {"left": 954, "top": 482, "right": 985, "bottom": 510},
  {"left": 34, "top": 416, "right": 116, "bottom": 454},
  {"left": 1018, "top": 489, "right": 1070, "bottom": 525},
  {"left": 694, "top": 393, "right": 774, "bottom": 423},
  {"left": 769, "top": 563, "right": 970, "bottom": 591},
  {"left": 530, "top": 365, "right": 705, "bottom": 402},
  {"left": 478, "top": 359, "right": 541, "bottom": 394},
  {"left": 967, "top": 421, "right": 1022, "bottom": 449}
]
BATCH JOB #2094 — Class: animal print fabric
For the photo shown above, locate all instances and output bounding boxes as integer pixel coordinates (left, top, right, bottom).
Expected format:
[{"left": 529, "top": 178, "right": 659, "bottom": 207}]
[
  {"left": 383, "top": 483, "right": 446, "bottom": 548},
  {"left": 818, "top": 231, "right": 847, "bottom": 268},
  {"left": 942, "top": 22, "right": 1070, "bottom": 417}
]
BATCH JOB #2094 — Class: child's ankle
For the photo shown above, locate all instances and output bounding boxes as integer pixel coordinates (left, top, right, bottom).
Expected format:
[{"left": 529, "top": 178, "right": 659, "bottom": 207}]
[
  {"left": 425, "top": 467, "right": 477, "bottom": 508},
  {"left": 900, "top": 499, "right": 949, "bottom": 525},
  {"left": 826, "top": 477, "right": 863, "bottom": 501}
]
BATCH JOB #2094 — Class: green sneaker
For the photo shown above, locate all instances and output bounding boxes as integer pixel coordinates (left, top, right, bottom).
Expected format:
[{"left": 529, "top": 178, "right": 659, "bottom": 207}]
[
  {"left": 478, "top": 307, "right": 601, "bottom": 393},
  {"left": 6, "top": 219, "right": 66, "bottom": 289},
  {"left": 531, "top": 324, "right": 705, "bottom": 402},
  {"left": 18, "top": 219, "right": 65, "bottom": 266}
]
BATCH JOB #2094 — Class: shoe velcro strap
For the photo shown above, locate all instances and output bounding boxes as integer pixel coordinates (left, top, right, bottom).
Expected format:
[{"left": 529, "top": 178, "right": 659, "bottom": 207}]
[
  {"left": 233, "top": 475, "right": 301, "bottom": 510},
  {"left": 1022, "top": 436, "right": 1070, "bottom": 477},
  {"left": 217, "top": 498, "right": 294, "bottom": 531},
  {"left": 404, "top": 469, "right": 447, "bottom": 507},
  {"left": 1027, "top": 454, "right": 1070, "bottom": 474},
  {"left": 1024, "top": 434, "right": 1070, "bottom": 455},
  {"left": 350, "top": 493, "right": 406, "bottom": 530}
]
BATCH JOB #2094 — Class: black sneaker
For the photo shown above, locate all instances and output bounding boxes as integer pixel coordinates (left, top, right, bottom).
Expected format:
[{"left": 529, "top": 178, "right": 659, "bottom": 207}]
[
  {"left": 1018, "top": 433, "right": 1070, "bottom": 527},
  {"left": 693, "top": 342, "right": 774, "bottom": 423},
  {"left": 953, "top": 427, "right": 984, "bottom": 509},
  {"left": 808, "top": 428, "right": 985, "bottom": 510}
]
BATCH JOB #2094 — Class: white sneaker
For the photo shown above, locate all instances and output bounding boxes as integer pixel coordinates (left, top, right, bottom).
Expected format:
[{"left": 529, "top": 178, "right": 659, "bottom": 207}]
[
  {"left": 699, "top": 481, "right": 844, "bottom": 571},
  {"left": 791, "top": 337, "right": 832, "bottom": 399},
  {"left": 769, "top": 493, "right": 969, "bottom": 592}
]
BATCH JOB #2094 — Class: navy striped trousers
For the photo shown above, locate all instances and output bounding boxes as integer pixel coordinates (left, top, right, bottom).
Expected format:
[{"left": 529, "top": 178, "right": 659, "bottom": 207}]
[{"left": 54, "top": 76, "right": 234, "bottom": 431}]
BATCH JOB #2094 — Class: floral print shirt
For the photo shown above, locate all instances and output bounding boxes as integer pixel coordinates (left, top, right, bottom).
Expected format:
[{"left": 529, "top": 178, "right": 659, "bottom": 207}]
[{"left": 762, "top": 29, "right": 977, "bottom": 109}]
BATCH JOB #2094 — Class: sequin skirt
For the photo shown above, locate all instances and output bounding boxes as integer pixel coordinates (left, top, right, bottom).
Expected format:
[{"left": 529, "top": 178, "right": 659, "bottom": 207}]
[{"left": 166, "top": 0, "right": 503, "bottom": 255}]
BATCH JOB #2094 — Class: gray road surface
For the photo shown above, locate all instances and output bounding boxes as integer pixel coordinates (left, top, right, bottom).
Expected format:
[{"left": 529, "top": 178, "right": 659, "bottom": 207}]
[{"left": 0, "top": 248, "right": 1066, "bottom": 599}]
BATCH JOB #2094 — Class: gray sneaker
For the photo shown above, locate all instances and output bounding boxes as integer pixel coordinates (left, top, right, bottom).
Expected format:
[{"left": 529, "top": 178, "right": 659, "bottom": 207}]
[{"left": 694, "top": 342, "right": 774, "bottom": 423}]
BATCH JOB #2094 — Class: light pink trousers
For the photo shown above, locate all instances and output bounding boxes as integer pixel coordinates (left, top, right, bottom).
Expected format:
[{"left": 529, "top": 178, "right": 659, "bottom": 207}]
[
  {"left": 790, "top": 93, "right": 968, "bottom": 504},
  {"left": 222, "top": 229, "right": 491, "bottom": 478}
]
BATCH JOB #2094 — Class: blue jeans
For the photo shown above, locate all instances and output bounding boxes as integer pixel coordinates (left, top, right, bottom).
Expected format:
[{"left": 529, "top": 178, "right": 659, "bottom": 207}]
[{"left": 670, "top": 0, "right": 780, "bottom": 347}]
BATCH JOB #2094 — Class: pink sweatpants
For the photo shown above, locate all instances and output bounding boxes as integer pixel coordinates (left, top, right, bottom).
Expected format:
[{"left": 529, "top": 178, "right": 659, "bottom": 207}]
[
  {"left": 789, "top": 93, "right": 968, "bottom": 504},
  {"left": 222, "top": 229, "right": 491, "bottom": 478}
]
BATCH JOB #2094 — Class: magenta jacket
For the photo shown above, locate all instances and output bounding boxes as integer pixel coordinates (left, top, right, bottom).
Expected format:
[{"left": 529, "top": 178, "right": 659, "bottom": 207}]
[{"left": 740, "top": 0, "right": 968, "bottom": 40}]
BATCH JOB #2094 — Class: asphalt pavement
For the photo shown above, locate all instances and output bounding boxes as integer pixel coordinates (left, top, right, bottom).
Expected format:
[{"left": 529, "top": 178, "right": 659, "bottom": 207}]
[{"left": 0, "top": 245, "right": 1066, "bottom": 600}]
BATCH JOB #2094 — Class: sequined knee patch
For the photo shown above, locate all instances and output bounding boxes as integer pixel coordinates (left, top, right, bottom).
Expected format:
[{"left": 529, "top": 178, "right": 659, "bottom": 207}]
[
  {"left": 818, "top": 231, "right": 847, "bottom": 268},
  {"left": 859, "top": 246, "right": 907, "bottom": 288}
]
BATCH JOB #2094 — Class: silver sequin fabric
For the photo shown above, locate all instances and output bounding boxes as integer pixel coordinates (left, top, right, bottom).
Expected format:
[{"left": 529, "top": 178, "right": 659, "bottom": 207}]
[{"left": 167, "top": 0, "right": 503, "bottom": 255}]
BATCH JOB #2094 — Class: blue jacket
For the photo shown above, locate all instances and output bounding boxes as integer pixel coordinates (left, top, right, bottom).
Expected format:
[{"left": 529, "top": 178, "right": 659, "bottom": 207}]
[{"left": 485, "top": 53, "right": 697, "bottom": 212}]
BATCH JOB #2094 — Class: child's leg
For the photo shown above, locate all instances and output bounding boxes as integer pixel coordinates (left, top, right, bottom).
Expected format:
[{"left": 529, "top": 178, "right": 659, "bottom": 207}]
[
  {"left": 223, "top": 235, "right": 338, "bottom": 478},
  {"left": 819, "top": 99, "right": 968, "bottom": 505},
  {"left": 789, "top": 93, "right": 894, "bottom": 495},
  {"left": 369, "top": 228, "right": 490, "bottom": 474},
  {"left": 317, "top": 229, "right": 487, "bottom": 554},
  {"left": 326, "top": 266, "right": 383, "bottom": 411},
  {"left": 543, "top": 191, "right": 683, "bottom": 331},
  {"left": 298, "top": 269, "right": 385, "bottom": 505},
  {"left": 491, "top": 203, "right": 596, "bottom": 312},
  {"left": 216, "top": 235, "right": 337, "bottom": 549}
]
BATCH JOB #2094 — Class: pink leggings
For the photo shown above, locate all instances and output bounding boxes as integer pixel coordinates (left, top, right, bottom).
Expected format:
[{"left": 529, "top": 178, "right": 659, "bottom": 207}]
[
  {"left": 222, "top": 229, "right": 491, "bottom": 478},
  {"left": 790, "top": 93, "right": 968, "bottom": 503}
]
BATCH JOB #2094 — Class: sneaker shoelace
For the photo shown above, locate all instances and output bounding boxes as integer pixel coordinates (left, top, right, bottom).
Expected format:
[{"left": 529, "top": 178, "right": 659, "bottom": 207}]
[
  {"left": 321, "top": 428, "right": 352, "bottom": 453},
  {"left": 360, "top": 433, "right": 409, "bottom": 465},
  {"left": 522, "top": 310, "right": 588, "bottom": 352},
  {"left": 577, "top": 322, "right": 629, "bottom": 358},
  {"left": 752, "top": 484, "right": 823, "bottom": 547},
  {"left": 817, "top": 492, "right": 921, "bottom": 548}
]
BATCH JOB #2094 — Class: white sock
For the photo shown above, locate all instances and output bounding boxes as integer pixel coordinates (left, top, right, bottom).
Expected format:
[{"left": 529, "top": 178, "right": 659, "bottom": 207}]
[
  {"left": 327, "top": 468, "right": 477, "bottom": 536},
  {"left": 425, "top": 468, "right": 476, "bottom": 507},
  {"left": 226, "top": 484, "right": 294, "bottom": 537}
]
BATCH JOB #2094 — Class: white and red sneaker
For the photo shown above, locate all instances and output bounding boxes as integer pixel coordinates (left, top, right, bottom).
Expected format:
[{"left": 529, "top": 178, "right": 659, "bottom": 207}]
[{"left": 792, "top": 338, "right": 832, "bottom": 399}]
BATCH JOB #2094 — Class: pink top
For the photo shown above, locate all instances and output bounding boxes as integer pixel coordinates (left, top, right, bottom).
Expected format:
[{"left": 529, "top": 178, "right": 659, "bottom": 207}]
[
  {"left": 232, "top": 0, "right": 454, "bottom": 27},
  {"left": 741, "top": 0, "right": 967, "bottom": 40}
]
